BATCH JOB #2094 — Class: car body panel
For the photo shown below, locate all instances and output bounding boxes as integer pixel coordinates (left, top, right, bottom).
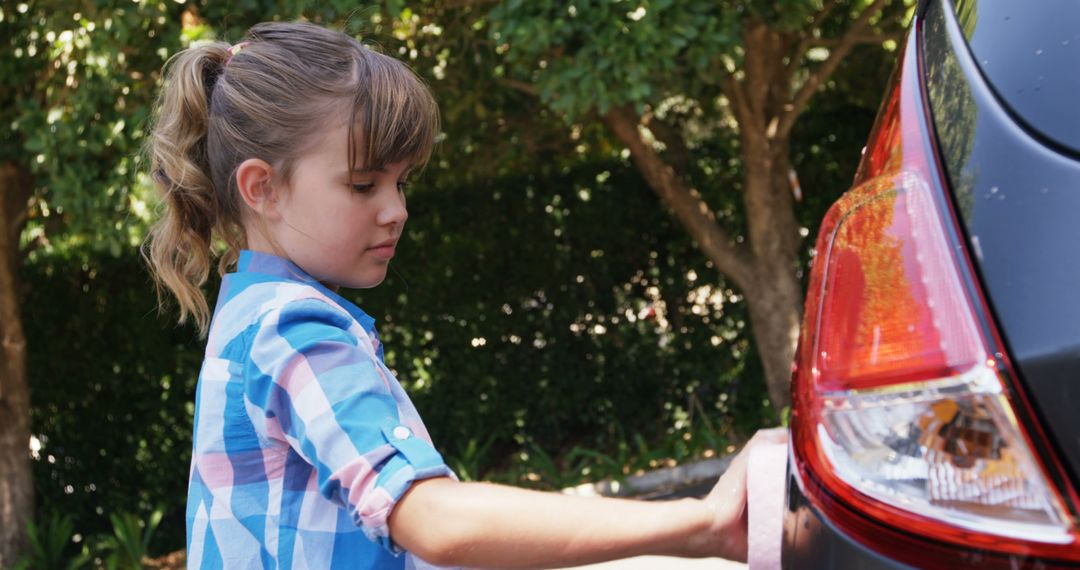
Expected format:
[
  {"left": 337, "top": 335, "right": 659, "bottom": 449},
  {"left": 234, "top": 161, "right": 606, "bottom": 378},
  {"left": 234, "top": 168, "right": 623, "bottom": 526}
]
[
  {"left": 924, "top": 0, "right": 1080, "bottom": 493},
  {"left": 950, "top": 0, "right": 1080, "bottom": 155},
  {"left": 782, "top": 450, "right": 918, "bottom": 570}
]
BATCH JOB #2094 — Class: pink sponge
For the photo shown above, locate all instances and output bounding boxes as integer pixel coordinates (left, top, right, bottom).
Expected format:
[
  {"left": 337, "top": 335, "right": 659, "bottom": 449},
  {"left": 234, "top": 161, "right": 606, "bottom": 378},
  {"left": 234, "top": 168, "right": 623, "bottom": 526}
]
[{"left": 747, "top": 442, "right": 787, "bottom": 570}]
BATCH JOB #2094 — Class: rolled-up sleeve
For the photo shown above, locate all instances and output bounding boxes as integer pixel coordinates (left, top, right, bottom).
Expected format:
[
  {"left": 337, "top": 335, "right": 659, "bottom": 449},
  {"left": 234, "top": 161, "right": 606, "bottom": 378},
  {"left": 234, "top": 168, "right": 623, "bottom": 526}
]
[{"left": 244, "top": 296, "right": 453, "bottom": 552}]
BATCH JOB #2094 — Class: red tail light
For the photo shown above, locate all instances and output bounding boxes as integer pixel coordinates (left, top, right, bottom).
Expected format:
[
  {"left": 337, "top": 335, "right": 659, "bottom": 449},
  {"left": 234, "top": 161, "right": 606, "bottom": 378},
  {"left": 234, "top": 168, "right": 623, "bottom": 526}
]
[{"left": 791, "top": 25, "right": 1080, "bottom": 567}]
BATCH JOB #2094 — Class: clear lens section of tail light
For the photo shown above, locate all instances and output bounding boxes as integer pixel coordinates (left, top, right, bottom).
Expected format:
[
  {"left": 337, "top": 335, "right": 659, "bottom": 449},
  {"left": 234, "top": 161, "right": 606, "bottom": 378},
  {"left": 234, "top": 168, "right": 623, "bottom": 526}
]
[{"left": 819, "top": 372, "right": 1071, "bottom": 542}]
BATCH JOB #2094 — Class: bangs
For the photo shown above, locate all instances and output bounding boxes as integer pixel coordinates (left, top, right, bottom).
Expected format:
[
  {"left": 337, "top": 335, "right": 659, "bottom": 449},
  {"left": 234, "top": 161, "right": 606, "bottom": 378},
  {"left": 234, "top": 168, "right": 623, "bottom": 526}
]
[{"left": 348, "top": 50, "right": 439, "bottom": 173}]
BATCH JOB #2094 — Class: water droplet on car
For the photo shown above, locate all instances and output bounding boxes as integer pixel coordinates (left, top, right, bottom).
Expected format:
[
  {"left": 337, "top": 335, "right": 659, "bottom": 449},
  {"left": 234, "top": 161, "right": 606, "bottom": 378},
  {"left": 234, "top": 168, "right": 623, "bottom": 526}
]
[
  {"left": 990, "top": 186, "right": 999, "bottom": 194},
  {"left": 1035, "top": 49, "right": 1044, "bottom": 56},
  {"left": 971, "top": 236, "right": 984, "bottom": 261}
]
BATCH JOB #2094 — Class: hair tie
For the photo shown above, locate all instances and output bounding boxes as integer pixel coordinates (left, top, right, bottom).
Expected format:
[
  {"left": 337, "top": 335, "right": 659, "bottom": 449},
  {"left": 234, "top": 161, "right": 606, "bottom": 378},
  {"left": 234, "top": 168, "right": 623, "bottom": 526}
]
[{"left": 225, "top": 41, "right": 250, "bottom": 66}]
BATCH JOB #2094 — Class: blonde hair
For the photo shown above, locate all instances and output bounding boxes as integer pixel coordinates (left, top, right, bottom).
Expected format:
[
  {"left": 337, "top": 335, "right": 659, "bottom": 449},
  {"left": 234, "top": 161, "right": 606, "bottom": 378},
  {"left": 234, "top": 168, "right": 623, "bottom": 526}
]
[{"left": 141, "top": 21, "right": 439, "bottom": 337}]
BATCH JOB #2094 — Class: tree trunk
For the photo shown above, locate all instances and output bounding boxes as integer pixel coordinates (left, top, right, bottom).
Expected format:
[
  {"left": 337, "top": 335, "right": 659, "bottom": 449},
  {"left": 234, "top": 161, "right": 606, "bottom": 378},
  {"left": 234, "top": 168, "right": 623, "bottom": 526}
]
[
  {"left": 605, "top": 106, "right": 803, "bottom": 420},
  {"left": 743, "top": 259, "right": 803, "bottom": 415},
  {"left": 0, "top": 161, "right": 33, "bottom": 567},
  {"left": 738, "top": 127, "right": 803, "bottom": 414}
]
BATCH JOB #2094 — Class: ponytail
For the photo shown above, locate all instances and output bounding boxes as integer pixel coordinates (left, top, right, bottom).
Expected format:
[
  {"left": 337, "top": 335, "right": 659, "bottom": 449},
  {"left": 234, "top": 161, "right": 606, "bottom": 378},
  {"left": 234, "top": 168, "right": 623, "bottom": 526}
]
[{"left": 142, "top": 42, "right": 231, "bottom": 337}]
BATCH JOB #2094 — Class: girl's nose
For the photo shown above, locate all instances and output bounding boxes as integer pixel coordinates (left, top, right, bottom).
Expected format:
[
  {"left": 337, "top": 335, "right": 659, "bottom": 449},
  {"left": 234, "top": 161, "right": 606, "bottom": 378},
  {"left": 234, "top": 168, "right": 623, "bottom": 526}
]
[{"left": 376, "top": 184, "right": 408, "bottom": 227}]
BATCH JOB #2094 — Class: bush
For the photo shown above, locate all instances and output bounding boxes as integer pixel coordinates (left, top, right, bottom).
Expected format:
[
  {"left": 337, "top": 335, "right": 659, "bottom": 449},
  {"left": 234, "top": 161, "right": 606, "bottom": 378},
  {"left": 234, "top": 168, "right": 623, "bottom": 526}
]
[{"left": 24, "top": 159, "right": 768, "bottom": 553}]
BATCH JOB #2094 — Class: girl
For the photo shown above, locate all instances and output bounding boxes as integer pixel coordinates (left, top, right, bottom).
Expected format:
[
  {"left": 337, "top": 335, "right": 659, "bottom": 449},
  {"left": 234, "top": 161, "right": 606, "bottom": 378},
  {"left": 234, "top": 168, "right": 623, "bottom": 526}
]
[{"left": 142, "top": 21, "right": 786, "bottom": 570}]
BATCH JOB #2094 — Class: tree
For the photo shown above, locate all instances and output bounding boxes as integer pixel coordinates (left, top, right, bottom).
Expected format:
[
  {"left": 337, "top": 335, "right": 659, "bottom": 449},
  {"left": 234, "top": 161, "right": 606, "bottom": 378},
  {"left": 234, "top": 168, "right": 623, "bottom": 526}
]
[
  {"left": 0, "top": 158, "right": 33, "bottom": 569},
  {"left": 416, "top": 0, "right": 912, "bottom": 413},
  {"left": 0, "top": 1, "right": 185, "bottom": 562}
]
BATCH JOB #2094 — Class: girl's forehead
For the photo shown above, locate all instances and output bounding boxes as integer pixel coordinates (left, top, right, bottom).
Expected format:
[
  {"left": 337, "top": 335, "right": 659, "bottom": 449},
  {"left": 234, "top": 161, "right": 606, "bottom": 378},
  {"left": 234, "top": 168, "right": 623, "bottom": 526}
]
[{"left": 297, "top": 122, "right": 414, "bottom": 173}]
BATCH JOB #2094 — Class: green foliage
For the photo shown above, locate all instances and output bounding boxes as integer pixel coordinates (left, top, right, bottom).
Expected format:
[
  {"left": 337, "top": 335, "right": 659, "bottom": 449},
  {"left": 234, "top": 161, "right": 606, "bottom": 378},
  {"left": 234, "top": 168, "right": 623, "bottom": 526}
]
[
  {"left": 13, "top": 513, "right": 91, "bottom": 570},
  {"left": 484, "top": 1, "right": 878, "bottom": 119},
  {"left": 4, "top": 0, "right": 188, "bottom": 257},
  {"left": 14, "top": 509, "right": 166, "bottom": 570},
  {"left": 24, "top": 252, "right": 205, "bottom": 553},
  {"left": 446, "top": 435, "right": 496, "bottom": 482},
  {"left": 102, "top": 509, "right": 164, "bottom": 570},
  {"left": 489, "top": 1, "right": 742, "bottom": 116}
]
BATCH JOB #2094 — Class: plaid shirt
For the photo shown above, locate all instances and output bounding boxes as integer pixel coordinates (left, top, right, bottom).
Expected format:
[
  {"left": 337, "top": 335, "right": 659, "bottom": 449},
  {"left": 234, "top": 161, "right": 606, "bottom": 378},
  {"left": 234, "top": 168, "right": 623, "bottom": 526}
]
[{"left": 187, "top": 250, "right": 456, "bottom": 569}]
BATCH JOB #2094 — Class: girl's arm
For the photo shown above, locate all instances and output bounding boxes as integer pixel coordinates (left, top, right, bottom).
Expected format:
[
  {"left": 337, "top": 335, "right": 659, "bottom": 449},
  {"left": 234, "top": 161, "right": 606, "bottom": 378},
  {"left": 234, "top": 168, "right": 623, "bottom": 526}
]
[{"left": 388, "top": 428, "right": 787, "bottom": 569}]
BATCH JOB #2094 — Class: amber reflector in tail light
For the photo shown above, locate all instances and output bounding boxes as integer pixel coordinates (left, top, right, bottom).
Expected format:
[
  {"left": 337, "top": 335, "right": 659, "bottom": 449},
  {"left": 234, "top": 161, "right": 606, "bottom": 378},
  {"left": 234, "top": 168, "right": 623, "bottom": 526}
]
[{"left": 791, "top": 24, "right": 1079, "bottom": 566}]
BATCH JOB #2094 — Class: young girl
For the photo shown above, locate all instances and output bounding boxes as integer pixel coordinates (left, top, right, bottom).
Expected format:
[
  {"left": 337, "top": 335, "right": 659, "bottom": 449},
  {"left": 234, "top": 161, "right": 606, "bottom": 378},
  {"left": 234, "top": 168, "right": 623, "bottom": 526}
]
[{"left": 143, "top": 21, "right": 785, "bottom": 570}]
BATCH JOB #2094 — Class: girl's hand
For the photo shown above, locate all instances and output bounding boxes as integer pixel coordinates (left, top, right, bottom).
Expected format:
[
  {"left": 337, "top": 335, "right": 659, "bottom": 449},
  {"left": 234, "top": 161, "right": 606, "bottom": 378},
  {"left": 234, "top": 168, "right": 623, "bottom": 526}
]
[{"left": 694, "top": 427, "right": 789, "bottom": 561}]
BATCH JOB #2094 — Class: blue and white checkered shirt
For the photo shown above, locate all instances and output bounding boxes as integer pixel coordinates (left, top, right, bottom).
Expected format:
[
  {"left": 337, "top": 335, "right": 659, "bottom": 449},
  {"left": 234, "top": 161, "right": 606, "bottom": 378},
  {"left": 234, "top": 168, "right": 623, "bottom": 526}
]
[{"left": 186, "top": 249, "right": 456, "bottom": 569}]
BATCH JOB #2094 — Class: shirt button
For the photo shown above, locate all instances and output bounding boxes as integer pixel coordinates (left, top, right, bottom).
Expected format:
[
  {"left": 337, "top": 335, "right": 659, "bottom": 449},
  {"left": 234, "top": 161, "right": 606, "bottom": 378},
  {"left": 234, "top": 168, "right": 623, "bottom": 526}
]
[{"left": 393, "top": 426, "right": 411, "bottom": 440}]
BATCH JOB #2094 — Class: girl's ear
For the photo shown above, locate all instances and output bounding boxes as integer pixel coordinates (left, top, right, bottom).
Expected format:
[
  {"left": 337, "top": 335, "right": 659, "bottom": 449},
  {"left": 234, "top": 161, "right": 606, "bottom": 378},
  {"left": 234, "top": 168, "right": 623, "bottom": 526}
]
[{"left": 236, "top": 158, "right": 281, "bottom": 220}]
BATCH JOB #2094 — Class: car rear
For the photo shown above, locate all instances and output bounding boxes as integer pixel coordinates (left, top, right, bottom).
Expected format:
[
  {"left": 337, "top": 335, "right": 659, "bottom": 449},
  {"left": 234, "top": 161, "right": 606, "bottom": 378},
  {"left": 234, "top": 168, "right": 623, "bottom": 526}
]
[{"left": 783, "top": 1, "right": 1080, "bottom": 568}]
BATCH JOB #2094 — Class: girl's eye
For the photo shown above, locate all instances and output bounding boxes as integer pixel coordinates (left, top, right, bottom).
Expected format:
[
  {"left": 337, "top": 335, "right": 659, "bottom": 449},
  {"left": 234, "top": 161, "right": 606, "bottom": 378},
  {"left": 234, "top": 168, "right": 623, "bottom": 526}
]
[{"left": 350, "top": 181, "right": 409, "bottom": 194}]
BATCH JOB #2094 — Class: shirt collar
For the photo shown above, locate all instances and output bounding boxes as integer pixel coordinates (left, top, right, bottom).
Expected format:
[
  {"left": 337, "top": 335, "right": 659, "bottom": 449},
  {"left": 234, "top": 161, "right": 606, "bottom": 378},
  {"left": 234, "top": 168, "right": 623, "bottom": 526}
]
[{"left": 235, "top": 249, "right": 378, "bottom": 333}]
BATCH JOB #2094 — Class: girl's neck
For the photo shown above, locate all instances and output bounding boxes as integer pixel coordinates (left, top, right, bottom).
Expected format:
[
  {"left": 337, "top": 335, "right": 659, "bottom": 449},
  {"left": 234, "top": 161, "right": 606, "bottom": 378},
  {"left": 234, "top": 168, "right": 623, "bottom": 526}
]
[{"left": 243, "top": 235, "right": 341, "bottom": 293}]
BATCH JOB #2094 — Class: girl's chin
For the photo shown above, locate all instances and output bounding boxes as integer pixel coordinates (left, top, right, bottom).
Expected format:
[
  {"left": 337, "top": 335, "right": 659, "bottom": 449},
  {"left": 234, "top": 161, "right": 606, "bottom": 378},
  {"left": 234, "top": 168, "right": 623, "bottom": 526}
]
[{"left": 335, "top": 270, "right": 388, "bottom": 290}]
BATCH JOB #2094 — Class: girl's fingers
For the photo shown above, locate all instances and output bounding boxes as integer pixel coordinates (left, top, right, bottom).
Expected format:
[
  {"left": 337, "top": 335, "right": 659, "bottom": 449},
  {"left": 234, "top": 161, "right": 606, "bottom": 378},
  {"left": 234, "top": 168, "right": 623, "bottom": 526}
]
[
  {"left": 748, "top": 427, "right": 790, "bottom": 447},
  {"left": 703, "top": 427, "right": 790, "bottom": 560}
]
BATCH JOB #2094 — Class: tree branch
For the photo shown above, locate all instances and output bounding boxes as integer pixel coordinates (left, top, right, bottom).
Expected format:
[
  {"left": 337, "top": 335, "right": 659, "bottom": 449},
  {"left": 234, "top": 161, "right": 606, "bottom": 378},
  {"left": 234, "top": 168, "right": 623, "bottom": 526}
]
[
  {"left": 438, "top": 0, "right": 501, "bottom": 9},
  {"left": 777, "top": 0, "right": 891, "bottom": 139},
  {"left": 499, "top": 78, "right": 539, "bottom": 97},
  {"left": 641, "top": 116, "right": 690, "bottom": 173},
  {"left": 791, "top": 0, "right": 841, "bottom": 68},
  {"left": 809, "top": 0, "right": 841, "bottom": 33},
  {"left": 805, "top": 30, "right": 904, "bottom": 48},
  {"left": 721, "top": 76, "right": 756, "bottom": 133},
  {"left": 741, "top": 20, "right": 778, "bottom": 132},
  {"left": 602, "top": 106, "right": 754, "bottom": 290}
]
